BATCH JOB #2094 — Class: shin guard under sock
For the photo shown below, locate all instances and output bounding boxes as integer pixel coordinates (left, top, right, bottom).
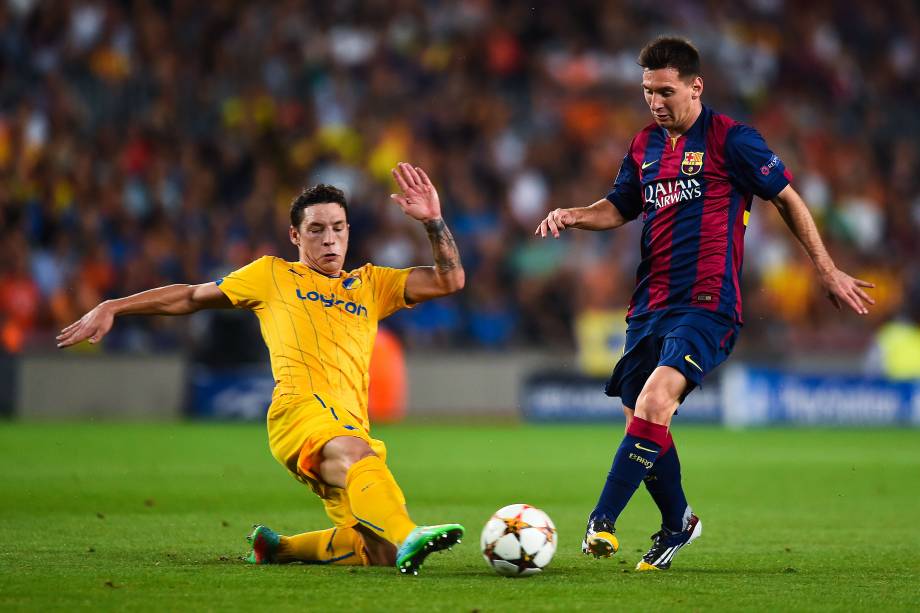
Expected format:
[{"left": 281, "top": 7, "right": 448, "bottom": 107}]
[{"left": 591, "top": 417, "right": 669, "bottom": 523}]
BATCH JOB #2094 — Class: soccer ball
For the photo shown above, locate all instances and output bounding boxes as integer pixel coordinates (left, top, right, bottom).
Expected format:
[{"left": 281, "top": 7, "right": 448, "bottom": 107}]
[{"left": 480, "top": 503, "right": 557, "bottom": 577}]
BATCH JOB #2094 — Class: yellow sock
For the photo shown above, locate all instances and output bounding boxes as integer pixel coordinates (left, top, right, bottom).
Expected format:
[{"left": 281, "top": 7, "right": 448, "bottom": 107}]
[
  {"left": 277, "top": 527, "right": 368, "bottom": 566},
  {"left": 345, "top": 455, "right": 416, "bottom": 545}
]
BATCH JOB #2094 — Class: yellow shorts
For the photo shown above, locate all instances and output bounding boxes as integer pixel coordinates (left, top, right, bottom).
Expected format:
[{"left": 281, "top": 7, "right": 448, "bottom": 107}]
[{"left": 266, "top": 392, "right": 403, "bottom": 529}]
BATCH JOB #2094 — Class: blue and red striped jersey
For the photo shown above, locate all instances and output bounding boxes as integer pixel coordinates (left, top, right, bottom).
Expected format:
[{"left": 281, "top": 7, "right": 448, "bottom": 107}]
[{"left": 606, "top": 105, "right": 791, "bottom": 325}]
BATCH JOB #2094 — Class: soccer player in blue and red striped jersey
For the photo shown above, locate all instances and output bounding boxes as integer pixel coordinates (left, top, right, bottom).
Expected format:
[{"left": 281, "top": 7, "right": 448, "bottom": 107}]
[{"left": 535, "top": 36, "right": 875, "bottom": 571}]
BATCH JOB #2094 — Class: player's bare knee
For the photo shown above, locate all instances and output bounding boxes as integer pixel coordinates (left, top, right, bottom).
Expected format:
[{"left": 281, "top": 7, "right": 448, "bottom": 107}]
[
  {"left": 345, "top": 441, "right": 376, "bottom": 465},
  {"left": 635, "top": 390, "right": 676, "bottom": 424},
  {"left": 323, "top": 436, "right": 375, "bottom": 463},
  {"left": 318, "top": 436, "right": 378, "bottom": 486}
]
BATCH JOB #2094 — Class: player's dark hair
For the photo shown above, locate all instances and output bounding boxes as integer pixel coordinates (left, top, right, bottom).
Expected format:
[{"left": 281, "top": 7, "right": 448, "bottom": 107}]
[
  {"left": 638, "top": 36, "right": 701, "bottom": 78},
  {"left": 290, "top": 184, "right": 348, "bottom": 226}
]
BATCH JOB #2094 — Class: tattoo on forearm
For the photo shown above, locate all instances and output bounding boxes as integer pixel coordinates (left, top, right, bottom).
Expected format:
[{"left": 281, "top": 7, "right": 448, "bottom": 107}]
[{"left": 423, "top": 218, "right": 460, "bottom": 273}]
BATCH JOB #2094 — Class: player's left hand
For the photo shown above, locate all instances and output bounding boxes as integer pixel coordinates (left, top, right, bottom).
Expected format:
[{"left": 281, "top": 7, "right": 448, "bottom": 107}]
[
  {"left": 390, "top": 162, "right": 442, "bottom": 222},
  {"left": 820, "top": 268, "right": 875, "bottom": 315},
  {"left": 56, "top": 302, "right": 115, "bottom": 348}
]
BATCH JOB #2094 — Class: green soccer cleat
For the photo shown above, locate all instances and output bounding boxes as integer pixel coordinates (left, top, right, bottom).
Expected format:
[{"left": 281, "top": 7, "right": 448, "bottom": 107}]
[
  {"left": 245, "top": 524, "right": 281, "bottom": 564},
  {"left": 395, "top": 524, "right": 464, "bottom": 575}
]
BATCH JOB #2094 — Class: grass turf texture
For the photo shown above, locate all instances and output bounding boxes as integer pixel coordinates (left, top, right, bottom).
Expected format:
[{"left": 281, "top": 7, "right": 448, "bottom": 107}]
[{"left": 1, "top": 423, "right": 918, "bottom": 612}]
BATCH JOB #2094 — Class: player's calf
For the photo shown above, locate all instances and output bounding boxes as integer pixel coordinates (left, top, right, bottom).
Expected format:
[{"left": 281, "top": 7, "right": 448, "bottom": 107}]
[{"left": 355, "top": 524, "right": 397, "bottom": 566}]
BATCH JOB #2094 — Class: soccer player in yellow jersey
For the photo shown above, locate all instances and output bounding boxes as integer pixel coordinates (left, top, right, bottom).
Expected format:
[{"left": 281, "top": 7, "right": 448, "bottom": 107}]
[{"left": 57, "top": 163, "right": 466, "bottom": 575}]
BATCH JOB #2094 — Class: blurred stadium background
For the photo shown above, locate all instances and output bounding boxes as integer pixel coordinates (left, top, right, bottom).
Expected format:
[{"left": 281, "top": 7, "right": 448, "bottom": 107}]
[{"left": 0, "top": 0, "right": 918, "bottom": 426}]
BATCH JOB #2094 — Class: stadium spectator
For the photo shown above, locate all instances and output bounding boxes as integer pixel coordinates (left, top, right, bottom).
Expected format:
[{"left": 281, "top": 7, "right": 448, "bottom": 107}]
[
  {"left": 0, "top": 1, "right": 916, "bottom": 358},
  {"left": 0, "top": 230, "right": 40, "bottom": 352}
]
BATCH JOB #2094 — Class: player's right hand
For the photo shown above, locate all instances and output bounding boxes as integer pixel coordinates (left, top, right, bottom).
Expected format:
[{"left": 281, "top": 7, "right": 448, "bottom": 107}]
[
  {"left": 535, "top": 208, "right": 576, "bottom": 238},
  {"left": 56, "top": 303, "right": 115, "bottom": 348}
]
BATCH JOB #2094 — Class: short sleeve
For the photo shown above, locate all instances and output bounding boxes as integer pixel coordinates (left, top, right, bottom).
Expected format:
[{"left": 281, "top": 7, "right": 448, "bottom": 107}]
[
  {"left": 369, "top": 265, "right": 412, "bottom": 319},
  {"left": 216, "top": 256, "right": 272, "bottom": 309},
  {"left": 725, "top": 124, "right": 791, "bottom": 200},
  {"left": 605, "top": 149, "right": 643, "bottom": 221}
]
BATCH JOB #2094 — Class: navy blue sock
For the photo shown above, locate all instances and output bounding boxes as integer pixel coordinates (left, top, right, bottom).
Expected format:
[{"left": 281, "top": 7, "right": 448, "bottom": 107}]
[
  {"left": 644, "top": 440, "right": 690, "bottom": 532},
  {"left": 591, "top": 418, "right": 666, "bottom": 523}
]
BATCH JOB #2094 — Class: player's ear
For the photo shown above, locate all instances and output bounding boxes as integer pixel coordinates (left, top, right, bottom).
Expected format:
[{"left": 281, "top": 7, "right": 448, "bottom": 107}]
[
  {"left": 289, "top": 225, "right": 300, "bottom": 246},
  {"left": 691, "top": 76, "right": 703, "bottom": 99}
]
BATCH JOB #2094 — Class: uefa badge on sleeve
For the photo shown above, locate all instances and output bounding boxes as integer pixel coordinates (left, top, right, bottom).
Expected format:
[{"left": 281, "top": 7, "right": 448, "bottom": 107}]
[{"left": 681, "top": 151, "right": 704, "bottom": 175}]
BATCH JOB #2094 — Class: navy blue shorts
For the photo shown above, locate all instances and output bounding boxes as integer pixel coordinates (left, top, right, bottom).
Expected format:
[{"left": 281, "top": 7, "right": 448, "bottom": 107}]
[{"left": 605, "top": 309, "right": 739, "bottom": 409}]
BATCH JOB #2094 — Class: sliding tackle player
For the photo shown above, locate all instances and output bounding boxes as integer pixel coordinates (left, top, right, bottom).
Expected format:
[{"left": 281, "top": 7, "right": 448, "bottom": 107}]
[{"left": 58, "top": 163, "right": 465, "bottom": 575}]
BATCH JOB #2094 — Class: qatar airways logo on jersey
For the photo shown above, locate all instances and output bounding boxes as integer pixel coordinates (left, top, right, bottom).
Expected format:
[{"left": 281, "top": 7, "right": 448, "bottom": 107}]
[
  {"left": 644, "top": 178, "right": 702, "bottom": 210},
  {"left": 296, "top": 289, "right": 368, "bottom": 318}
]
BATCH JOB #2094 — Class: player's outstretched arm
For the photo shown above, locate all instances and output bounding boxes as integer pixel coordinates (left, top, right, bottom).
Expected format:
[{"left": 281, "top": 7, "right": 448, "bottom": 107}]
[
  {"left": 534, "top": 199, "right": 627, "bottom": 238},
  {"left": 56, "top": 282, "right": 232, "bottom": 348},
  {"left": 771, "top": 184, "right": 875, "bottom": 315},
  {"left": 390, "top": 162, "right": 465, "bottom": 303}
]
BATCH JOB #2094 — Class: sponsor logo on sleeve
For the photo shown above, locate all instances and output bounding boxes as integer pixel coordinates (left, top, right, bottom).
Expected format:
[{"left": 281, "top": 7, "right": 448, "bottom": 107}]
[{"left": 760, "top": 154, "right": 781, "bottom": 176}]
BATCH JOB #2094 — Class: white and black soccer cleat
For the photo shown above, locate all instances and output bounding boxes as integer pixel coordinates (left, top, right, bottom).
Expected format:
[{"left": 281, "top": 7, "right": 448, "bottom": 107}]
[{"left": 635, "top": 513, "right": 702, "bottom": 571}]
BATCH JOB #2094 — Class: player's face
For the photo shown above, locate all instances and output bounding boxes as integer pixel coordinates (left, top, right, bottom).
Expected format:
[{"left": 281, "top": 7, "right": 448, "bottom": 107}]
[
  {"left": 290, "top": 203, "right": 349, "bottom": 276},
  {"left": 642, "top": 68, "right": 703, "bottom": 134}
]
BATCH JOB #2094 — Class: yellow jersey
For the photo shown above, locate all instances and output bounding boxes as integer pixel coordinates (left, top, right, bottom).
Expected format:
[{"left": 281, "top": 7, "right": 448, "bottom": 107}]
[{"left": 216, "top": 256, "right": 411, "bottom": 429}]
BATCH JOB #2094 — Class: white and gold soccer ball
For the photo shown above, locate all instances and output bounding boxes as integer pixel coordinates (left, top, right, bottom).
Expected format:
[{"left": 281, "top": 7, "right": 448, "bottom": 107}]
[{"left": 480, "top": 503, "right": 557, "bottom": 577}]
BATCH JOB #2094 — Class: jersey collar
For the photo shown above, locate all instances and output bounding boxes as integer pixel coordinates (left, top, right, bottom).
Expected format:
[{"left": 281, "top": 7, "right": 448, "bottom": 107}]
[
  {"left": 663, "top": 104, "right": 707, "bottom": 142},
  {"left": 291, "top": 260, "right": 344, "bottom": 279}
]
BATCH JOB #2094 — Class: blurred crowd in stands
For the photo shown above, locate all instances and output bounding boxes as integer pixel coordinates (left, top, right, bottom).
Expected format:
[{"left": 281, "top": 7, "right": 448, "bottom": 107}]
[{"left": 0, "top": 0, "right": 918, "bottom": 362}]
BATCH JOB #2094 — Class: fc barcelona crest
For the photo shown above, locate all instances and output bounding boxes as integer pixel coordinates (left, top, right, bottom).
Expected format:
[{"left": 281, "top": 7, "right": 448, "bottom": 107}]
[{"left": 681, "top": 151, "right": 704, "bottom": 175}]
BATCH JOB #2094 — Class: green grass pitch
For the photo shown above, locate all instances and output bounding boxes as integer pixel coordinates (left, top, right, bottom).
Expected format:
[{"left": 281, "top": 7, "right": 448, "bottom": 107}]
[{"left": 1, "top": 422, "right": 918, "bottom": 611}]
